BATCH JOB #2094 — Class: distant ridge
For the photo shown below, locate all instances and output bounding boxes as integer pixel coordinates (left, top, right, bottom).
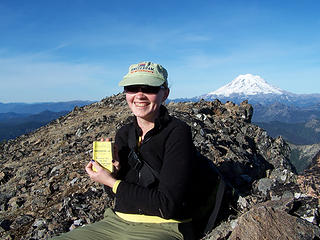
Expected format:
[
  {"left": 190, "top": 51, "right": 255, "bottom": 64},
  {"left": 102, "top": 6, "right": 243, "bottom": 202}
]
[
  {"left": 0, "top": 100, "right": 95, "bottom": 114},
  {"left": 0, "top": 100, "right": 95, "bottom": 141},
  {"left": 0, "top": 110, "right": 69, "bottom": 142}
]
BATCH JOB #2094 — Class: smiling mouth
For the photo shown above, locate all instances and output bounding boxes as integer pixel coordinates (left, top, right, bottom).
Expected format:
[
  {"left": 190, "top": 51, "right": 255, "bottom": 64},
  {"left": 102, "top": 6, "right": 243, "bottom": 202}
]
[{"left": 134, "top": 102, "right": 149, "bottom": 107}]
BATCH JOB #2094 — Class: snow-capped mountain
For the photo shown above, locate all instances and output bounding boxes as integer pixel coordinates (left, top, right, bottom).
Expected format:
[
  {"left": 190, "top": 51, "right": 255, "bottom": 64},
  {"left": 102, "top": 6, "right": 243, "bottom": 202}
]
[
  {"left": 194, "top": 73, "right": 301, "bottom": 107},
  {"left": 171, "top": 73, "right": 320, "bottom": 123},
  {"left": 172, "top": 73, "right": 320, "bottom": 108},
  {"left": 208, "top": 74, "right": 284, "bottom": 97}
]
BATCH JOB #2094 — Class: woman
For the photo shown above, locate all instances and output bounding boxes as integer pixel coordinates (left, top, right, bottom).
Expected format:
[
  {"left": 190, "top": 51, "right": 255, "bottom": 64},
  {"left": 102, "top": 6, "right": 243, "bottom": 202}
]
[{"left": 53, "top": 62, "right": 195, "bottom": 240}]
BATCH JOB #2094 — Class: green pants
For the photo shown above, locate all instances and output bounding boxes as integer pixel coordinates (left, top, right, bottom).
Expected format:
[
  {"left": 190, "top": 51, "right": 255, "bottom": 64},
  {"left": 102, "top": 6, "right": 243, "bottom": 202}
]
[{"left": 51, "top": 208, "right": 194, "bottom": 240}]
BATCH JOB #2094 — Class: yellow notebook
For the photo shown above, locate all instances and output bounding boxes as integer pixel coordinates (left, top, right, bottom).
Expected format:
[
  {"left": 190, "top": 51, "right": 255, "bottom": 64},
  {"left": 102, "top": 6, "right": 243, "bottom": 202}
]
[{"left": 92, "top": 141, "right": 114, "bottom": 172}]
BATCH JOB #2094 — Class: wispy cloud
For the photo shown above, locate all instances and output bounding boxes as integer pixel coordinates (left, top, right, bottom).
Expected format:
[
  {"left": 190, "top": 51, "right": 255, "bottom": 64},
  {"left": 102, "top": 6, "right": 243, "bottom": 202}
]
[{"left": 0, "top": 52, "right": 121, "bottom": 103}]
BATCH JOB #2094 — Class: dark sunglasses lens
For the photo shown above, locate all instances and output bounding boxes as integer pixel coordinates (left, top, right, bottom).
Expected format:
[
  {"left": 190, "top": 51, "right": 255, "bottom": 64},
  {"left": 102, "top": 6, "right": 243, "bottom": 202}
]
[
  {"left": 124, "top": 86, "right": 139, "bottom": 93},
  {"left": 124, "top": 86, "right": 161, "bottom": 94},
  {"left": 143, "top": 86, "right": 161, "bottom": 93}
]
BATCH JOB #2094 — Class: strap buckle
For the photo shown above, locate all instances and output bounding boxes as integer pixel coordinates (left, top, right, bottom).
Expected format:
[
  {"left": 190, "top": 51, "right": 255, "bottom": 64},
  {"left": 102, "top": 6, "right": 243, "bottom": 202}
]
[{"left": 128, "top": 150, "right": 143, "bottom": 171}]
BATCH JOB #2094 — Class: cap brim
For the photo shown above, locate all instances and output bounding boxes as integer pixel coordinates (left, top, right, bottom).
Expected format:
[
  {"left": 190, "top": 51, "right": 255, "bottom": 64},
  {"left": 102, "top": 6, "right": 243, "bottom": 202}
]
[{"left": 119, "top": 75, "right": 165, "bottom": 87}]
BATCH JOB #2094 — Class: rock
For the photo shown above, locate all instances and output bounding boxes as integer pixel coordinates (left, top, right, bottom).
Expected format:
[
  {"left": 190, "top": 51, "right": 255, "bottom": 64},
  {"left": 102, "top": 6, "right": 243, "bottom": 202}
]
[
  {"left": 0, "top": 168, "right": 14, "bottom": 184},
  {"left": 0, "top": 219, "right": 12, "bottom": 231},
  {"left": 7, "top": 196, "right": 26, "bottom": 210},
  {"left": 256, "top": 178, "right": 273, "bottom": 196},
  {"left": 203, "top": 221, "right": 234, "bottom": 240},
  {"left": 229, "top": 201, "right": 320, "bottom": 240},
  {"left": 32, "top": 219, "right": 47, "bottom": 228},
  {"left": 10, "top": 215, "right": 34, "bottom": 230}
]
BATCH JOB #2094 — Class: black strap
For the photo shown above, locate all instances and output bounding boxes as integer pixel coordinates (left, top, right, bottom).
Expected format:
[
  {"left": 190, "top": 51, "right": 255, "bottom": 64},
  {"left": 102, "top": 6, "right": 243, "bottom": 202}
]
[
  {"left": 128, "top": 150, "right": 143, "bottom": 171},
  {"left": 141, "top": 158, "right": 160, "bottom": 180},
  {"left": 127, "top": 149, "right": 160, "bottom": 180},
  {"left": 127, "top": 125, "right": 160, "bottom": 180},
  {"left": 203, "top": 177, "right": 226, "bottom": 234}
]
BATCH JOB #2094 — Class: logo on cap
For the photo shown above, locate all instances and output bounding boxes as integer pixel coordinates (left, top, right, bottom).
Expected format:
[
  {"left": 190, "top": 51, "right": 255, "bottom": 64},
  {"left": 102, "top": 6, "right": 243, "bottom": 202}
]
[{"left": 130, "top": 63, "right": 155, "bottom": 74}]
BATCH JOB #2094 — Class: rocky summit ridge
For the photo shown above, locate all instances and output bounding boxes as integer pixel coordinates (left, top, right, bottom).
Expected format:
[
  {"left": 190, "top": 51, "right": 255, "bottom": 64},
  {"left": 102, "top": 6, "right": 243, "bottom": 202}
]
[{"left": 1, "top": 94, "right": 319, "bottom": 240}]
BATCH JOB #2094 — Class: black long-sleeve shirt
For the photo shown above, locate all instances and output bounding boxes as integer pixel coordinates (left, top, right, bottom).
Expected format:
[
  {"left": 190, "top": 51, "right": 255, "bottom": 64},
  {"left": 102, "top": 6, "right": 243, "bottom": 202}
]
[{"left": 113, "top": 105, "right": 194, "bottom": 220}]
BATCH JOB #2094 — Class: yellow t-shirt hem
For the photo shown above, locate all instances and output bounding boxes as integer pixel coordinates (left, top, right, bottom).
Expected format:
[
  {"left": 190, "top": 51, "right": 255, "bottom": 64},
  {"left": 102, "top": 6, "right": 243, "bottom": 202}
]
[{"left": 115, "top": 211, "right": 192, "bottom": 224}]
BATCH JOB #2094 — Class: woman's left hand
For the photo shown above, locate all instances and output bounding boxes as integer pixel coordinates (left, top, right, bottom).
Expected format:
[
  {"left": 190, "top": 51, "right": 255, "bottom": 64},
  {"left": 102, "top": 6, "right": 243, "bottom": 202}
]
[{"left": 85, "top": 160, "right": 116, "bottom": 188}]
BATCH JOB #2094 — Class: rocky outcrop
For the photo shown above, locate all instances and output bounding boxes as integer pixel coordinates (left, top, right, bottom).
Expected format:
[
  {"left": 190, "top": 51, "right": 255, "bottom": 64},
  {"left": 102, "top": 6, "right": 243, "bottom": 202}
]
[
  {"left": 229, "top": 199, "right": 320, "bottom": 240},
  {"left": 0, "top": 94, "right": 319, "bottom": 240},
  {"left": 297, "top": 150, "right": 320, "bottom": 200}
]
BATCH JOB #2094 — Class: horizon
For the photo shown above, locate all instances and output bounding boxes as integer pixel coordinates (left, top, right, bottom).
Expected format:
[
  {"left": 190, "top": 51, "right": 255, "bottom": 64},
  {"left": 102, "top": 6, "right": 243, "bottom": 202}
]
[{"left": 1, "top": 0, "right": 320, "bottom": 103}]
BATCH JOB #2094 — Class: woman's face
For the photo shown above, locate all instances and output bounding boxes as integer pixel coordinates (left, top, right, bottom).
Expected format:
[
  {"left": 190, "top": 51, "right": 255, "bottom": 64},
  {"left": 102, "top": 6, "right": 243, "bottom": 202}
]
[{"left": 125, "top": 85, "right": 169, "bottom": 122}]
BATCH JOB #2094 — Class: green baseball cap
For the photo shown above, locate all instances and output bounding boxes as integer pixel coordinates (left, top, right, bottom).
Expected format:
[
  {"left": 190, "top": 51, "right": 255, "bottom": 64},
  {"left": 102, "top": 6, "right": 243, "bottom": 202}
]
[{"left": 119, "top": 61, "right": 168, "bottom": 87}]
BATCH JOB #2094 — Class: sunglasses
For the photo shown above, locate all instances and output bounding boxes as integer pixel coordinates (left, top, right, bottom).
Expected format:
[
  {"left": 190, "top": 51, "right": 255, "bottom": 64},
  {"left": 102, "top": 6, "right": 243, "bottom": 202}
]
[{"left": 124, "top": 85, "right": 165, "bottom": 94}]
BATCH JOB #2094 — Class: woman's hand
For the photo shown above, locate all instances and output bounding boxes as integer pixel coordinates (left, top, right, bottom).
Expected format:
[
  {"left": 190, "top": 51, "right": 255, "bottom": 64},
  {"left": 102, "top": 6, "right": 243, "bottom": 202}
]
[{"left": 85, "top": 160, "right": 116, "bottom": 188}]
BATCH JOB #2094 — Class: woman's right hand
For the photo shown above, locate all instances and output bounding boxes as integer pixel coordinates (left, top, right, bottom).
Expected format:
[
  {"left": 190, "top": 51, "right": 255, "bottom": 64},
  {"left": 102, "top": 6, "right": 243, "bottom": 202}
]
[{"left": 85, "top": 160, "right": 116, "bottom": 188}]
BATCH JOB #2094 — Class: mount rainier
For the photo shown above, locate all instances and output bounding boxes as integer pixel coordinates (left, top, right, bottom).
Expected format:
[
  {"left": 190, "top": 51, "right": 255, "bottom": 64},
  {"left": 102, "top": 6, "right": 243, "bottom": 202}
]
[
  {"left": 208, "top": 74, "right": 284, "bottom": 96},
  {"left": 173, "top": 73, "right": 320, "bottom": 123},
  {"left": 198, "top": 73, "right": 320, "bottom": 107}
]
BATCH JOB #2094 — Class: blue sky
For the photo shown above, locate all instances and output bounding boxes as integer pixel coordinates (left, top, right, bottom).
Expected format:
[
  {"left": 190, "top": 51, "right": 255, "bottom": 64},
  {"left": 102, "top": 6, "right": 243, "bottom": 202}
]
[{"left": 0, "top": 0, "right": 319, "bottom": 103}]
